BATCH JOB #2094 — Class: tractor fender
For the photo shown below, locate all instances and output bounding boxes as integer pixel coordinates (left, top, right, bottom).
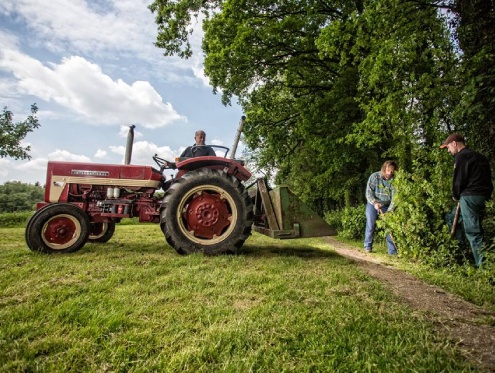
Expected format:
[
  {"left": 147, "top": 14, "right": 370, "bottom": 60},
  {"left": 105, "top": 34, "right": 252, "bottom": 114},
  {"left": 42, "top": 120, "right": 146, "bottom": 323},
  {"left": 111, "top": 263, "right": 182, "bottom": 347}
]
[{"left": 175, "top": 157, "right": 251, "bottom": 182}]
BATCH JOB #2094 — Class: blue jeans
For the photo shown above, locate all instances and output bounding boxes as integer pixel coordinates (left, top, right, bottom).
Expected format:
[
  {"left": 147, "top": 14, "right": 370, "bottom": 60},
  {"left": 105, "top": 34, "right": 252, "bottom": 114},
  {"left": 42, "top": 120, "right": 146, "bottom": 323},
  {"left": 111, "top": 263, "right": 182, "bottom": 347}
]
[{"left": 364, "top": 203, "right": 397, "bottom": 255}]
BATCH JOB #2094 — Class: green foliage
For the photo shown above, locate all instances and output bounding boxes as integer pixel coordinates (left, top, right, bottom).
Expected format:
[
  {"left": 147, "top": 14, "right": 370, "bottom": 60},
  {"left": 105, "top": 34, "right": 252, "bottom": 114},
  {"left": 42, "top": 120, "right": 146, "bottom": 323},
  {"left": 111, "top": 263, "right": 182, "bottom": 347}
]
[
  {"left": 385, "top": 163, "right": 494, "bottom": 269},
  {"left": 452, "top": 0, "right": 495, "bottom": 166},
  {"left": 329, "top": 204, "right": 390, "bottom": 243},
  {"left": 350, "top": 0, "right": 460, "bottom": 172},
  {"left": 148, "top": 0, "right": 217, "bottom": 59},
  {"left": 484, "top": 200, "right": 495, "bottom": 242},
  {"left": 479, "top": 200, "right": 495, "bottom": 280},
  {"left": 149, "top": 0, "right": 495, "bottom": 274},
  {"left": 324, "top": 209, "right": 343, "bottom": 232},
  {"left": 0, "top": 211, "right": 32, "bottom": 228},
  {"left": 385, "top": 167, "right": 451, "bottom": 265},
  {"left": 0, "top": 104, "right": 40, "bottom": 160},
  {"left": 0, "top": 181, "right": 45, "bottom": 213},
  {"left": 339, "top": 205, "right": 366, "bottom": 240}
]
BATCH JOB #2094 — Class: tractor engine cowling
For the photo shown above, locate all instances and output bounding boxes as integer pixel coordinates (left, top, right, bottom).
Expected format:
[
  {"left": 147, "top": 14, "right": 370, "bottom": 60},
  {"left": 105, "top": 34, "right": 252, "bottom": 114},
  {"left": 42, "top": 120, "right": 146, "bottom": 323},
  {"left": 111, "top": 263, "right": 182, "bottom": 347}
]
[{"left": 40, "top": 161, "right": 164, "bottom": 223}]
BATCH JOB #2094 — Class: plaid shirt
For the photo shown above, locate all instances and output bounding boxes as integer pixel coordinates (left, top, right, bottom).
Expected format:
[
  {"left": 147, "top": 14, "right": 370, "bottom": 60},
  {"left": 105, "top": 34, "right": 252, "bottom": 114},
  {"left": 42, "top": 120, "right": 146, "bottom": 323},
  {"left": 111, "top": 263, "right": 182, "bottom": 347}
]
[{"left": 366, "top": 171, "right": 395, "bottom": 210}]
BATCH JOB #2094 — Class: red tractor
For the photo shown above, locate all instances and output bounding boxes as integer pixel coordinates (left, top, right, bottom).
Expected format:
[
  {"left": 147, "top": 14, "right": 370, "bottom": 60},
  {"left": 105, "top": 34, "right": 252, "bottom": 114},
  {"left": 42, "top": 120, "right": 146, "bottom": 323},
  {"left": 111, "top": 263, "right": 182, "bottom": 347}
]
[{"left": 25, "top": 127, "right": 335, "bottom": 255}]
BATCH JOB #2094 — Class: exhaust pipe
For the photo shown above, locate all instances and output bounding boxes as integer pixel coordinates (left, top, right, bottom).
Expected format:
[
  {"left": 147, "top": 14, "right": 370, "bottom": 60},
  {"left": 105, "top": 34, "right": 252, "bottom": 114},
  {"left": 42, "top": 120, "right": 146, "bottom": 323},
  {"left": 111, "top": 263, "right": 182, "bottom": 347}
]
[
  {"left": 125, "top": 125, "right": 135, "bottom": 165},
  {"left": 230, "top": 116, "right": 245, "bottom": 159}
]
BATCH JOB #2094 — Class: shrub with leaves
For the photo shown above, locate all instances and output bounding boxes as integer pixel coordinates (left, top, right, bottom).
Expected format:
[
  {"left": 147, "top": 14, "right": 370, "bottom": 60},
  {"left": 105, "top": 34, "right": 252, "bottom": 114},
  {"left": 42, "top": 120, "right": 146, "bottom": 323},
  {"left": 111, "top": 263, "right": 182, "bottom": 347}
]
[
  {"left": 339, "top": 205, "right": 367, "bottom": 240},
  {"left": 0, "top": 211, "right": 32, "bottom": 228},
  {"left": 324, "top": 209, "right": 343, "bottom": 232},
  {"left": 385, "top": 160, "right": 493, "bottom": 269}
]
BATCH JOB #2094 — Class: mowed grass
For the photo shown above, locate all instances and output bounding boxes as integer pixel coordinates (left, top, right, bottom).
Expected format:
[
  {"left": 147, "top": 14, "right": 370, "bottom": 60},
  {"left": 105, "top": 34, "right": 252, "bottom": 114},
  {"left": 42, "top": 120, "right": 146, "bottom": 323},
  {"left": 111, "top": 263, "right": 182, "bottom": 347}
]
[{"left": 0, "top": 225, "right": 476, "bottom": 372}]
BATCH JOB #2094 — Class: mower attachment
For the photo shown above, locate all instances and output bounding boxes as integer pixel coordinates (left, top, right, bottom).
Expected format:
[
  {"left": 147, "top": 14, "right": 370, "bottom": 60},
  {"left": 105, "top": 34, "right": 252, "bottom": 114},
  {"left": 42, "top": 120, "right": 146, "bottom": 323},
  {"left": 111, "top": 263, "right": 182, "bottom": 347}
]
[{"left": 251, "top": 179, "right": 337, "bottom": 239}]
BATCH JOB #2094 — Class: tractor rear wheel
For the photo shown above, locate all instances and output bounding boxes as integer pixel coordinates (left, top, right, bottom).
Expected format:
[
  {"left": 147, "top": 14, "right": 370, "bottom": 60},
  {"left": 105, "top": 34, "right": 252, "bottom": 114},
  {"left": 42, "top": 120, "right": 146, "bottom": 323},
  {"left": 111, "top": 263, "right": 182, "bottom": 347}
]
[
  {"left": 25, "top": 203, "right": 90, "bottom": 254},
  {"left": 160, "top": 168, "right": 253, "bottom": 255},
  {"left": 88, "top": 222, "right": 115, "bottom": 243}
]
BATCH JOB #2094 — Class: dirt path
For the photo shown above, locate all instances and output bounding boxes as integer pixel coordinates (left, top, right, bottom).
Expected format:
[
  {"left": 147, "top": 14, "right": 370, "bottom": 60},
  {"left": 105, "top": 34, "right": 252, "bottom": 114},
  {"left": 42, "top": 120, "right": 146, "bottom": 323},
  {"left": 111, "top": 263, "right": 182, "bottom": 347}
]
[{"left": 325, "top": 237, "right": 495, "bottom": 372}]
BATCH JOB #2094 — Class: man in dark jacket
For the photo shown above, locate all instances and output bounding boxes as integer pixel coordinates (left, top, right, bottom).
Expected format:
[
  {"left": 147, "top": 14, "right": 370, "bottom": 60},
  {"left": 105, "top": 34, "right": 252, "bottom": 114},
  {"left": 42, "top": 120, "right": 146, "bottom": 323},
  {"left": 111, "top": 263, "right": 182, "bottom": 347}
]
[
  {"left": 180, "top": 130, "right": 216, "bottom": 158},
  {"left": 440, "top": 133, "right": 493, "bottom": 267}
]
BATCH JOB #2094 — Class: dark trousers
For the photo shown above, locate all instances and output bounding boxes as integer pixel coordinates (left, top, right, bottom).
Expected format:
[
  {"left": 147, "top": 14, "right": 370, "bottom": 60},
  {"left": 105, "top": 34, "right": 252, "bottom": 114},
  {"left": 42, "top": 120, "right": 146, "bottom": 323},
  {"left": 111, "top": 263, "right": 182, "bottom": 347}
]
[{"left": 447, "top": 195, "right": 487, "bottom": 267}]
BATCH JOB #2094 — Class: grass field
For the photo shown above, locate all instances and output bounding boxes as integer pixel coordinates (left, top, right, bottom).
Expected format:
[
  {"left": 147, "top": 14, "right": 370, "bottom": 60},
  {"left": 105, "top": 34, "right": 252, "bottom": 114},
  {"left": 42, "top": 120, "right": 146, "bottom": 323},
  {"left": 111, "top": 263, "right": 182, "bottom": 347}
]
[{"left": 0, "top": 225, "right": 480, "bottom": 372}]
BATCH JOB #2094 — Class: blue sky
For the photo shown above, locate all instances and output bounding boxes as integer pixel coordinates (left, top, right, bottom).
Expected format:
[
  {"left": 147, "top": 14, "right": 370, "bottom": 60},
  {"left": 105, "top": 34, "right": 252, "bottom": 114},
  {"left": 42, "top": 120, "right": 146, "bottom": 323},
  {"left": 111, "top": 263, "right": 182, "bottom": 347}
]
[{"left": 0, "top": 0, "right": 245, "bottom": 185}]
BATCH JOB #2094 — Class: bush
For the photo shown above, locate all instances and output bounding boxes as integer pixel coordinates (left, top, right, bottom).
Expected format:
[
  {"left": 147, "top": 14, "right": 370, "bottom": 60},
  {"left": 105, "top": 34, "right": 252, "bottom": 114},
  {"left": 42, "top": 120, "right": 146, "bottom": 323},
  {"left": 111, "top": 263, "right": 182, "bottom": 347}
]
[
  {"left": 340, "top": 205, "right": 366, "bottom": 240},
  {"left": 324, "top": 209, "right": 343, "bottom": 232},
  {"left": 483, "top": 200, "right": 495, "bottom": 240},
  {"left": 326, "top": 204, "right": 390, "bottom": 242},
  {"left": 385, "top": 166, "right": 459, "bottom": 266},
  {"left": 0, "top": 211, "right": 32, "bottom": 228},
  {"left": 0, "top": 213, "right": 142, "bottom": 228},
  {"left": 385, "top": 161, "right": 494, "bottom": 272}
]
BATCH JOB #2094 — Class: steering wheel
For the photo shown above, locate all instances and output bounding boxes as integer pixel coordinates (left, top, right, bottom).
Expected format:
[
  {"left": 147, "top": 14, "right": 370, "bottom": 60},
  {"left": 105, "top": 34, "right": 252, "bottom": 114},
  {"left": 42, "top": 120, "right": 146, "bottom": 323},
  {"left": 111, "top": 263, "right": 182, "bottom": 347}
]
[
  {"left": 153, "top": 155, "right": 176, "bottom": 172},
  {"left": 209, "top": 145, "right": 230, "bottom": 158}
]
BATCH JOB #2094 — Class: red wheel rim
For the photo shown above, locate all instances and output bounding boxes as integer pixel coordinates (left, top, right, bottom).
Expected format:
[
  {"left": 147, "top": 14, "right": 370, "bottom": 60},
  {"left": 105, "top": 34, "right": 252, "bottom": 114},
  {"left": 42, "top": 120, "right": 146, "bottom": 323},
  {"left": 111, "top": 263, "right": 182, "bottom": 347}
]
[
  {"left": 42, "top": 214, "right": 81, "bottom": 250},
  {"left": 177, "top": 185, "right": 237, "bottom": 244},
  {"left": 183, "top": 191, "right": 231, "bottom": 239}
]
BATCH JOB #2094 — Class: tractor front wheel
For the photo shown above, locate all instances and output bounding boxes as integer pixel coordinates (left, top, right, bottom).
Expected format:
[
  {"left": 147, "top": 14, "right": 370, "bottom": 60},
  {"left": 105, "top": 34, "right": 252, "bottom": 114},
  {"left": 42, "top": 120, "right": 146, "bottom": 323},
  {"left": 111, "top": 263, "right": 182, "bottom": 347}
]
[
  {"left": 25, "top": 203, "right": 90, "bottom": 254},
  {"left": 160, "top": 169, "right": 253, "bottom": 255}
]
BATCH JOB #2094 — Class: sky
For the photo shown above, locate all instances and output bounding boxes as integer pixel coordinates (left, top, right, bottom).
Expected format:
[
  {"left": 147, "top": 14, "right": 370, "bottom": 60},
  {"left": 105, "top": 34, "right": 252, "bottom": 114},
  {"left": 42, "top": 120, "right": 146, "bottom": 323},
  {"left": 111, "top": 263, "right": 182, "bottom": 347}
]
[{"left": 0, "top": 0, "right": 246, "bottom": 185}]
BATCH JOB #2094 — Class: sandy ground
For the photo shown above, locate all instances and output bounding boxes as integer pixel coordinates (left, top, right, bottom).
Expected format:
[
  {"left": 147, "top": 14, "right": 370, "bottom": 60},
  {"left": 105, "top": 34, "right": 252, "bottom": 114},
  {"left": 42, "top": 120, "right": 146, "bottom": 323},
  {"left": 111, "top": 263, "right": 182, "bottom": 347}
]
[{"left": 325, "top": 237, "right": 495, "bottom": 372}]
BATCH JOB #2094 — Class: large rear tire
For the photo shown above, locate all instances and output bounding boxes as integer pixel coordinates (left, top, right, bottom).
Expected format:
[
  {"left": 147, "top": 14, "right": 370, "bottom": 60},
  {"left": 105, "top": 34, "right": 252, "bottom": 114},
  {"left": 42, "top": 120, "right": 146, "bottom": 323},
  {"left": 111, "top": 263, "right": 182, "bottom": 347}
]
[
  {"left": 25, "top": 203, "right": 90, "bottom": 254},
  {"left": 160, "top": 169, "right": 253, "bottom": 255},
  {"left": 88, "top": 222, "right": 115, "bottom": 243}
]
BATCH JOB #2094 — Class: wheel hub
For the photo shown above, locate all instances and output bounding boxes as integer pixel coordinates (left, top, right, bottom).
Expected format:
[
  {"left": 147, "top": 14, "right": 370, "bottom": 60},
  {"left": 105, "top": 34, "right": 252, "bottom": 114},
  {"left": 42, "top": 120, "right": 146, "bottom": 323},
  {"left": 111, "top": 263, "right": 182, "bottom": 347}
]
[
  {"left": 44, "top": 217, "right": 76, "bottom": 245},
  {"left": 196, "top": 202, "right": 219, "bottom": 226},
  {"left": 184, "top": 192, "right": 231, "bottom": 239}
]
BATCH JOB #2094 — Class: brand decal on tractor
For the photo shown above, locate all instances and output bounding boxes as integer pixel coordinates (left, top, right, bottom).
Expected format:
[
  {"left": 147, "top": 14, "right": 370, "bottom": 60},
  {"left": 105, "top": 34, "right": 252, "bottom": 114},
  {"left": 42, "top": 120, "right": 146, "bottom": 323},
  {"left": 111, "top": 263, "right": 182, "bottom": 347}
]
[{"left": 71, "top": 170, "right": 110, "bottom": 177}]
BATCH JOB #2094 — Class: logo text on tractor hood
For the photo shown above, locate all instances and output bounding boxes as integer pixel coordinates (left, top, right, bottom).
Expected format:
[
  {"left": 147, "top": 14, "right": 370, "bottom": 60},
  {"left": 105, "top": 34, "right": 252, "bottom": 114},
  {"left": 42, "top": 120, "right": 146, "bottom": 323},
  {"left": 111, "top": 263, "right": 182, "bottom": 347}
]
[{"left": 71, "top": 170, "right": 110, "bottom": 177}]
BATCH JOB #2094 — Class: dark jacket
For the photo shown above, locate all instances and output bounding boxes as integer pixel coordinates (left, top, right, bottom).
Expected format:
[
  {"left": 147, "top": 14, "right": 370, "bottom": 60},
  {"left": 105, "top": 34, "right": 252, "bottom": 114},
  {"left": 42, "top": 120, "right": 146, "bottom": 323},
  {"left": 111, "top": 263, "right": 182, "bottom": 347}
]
[
  {"left": 453, "top": 148, "right": 493, "bottom": 200},
  {"left": 180, "top": 144, "right": 216, "bottom": 158}
]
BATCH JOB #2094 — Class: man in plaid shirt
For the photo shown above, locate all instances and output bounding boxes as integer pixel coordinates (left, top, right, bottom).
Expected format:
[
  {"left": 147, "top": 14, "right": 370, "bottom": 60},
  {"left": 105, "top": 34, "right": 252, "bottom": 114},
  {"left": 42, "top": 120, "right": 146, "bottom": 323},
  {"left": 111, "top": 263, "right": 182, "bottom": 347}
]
[{"left": 364, "top": 160, "right": 398, "bottom": 255}]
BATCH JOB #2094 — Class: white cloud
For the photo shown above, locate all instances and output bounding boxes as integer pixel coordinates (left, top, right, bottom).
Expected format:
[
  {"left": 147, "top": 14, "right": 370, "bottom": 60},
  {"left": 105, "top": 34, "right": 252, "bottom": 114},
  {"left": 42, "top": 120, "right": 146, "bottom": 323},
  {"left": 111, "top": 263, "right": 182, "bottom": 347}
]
[
  {"left": 12, "top": 150, "right": 94, "bottom": 178},
  {"left": 0, "top": 0, "right": 207, "bottom": 83},
  {"left": 0, "top": 159, "right": 12, "bottom": 177},
  {"left": 94, "top": 149, "right": 107, "bottom": 159},
  {"left": 0, "top": 29, "right": 19, "bottom": 50},
  {"left": 48, "top": 149, "right": 91, "bottom": 162},
  {"left": 0, "top": 51, "right": 187, "bottom": 128},
  {"left": 118, "top": 125, "right": 143, "bottom": 138},
  {"left": 187, "top": 14, "right": 211, "bottom": 86},
  {"left": 211, "top": 139, "right": 224, "bottom": 146},
  {"left": 1, "top": 0, "right": 156, "bottom": 58},
  {"left": 15, "top": 157, "right": 48, "bottom": 171},
  {"left": 110, "top": 140, "right": 178, "bottom": 165},
  {"left": 109, "top": 145, "right": 125, "bottom": 157},
  {"left": 12, "top": 152, "right": 90, "bottom": 183}
]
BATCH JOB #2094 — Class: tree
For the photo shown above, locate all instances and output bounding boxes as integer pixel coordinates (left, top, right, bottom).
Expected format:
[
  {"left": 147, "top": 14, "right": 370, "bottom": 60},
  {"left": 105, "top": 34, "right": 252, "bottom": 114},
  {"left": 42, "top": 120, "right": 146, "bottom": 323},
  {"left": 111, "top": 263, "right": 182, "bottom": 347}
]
[
  {"left": 150, "top": 0, "right": 458, "bottom": 207},
  {"left": 149, "top": 0, "right": 494, "bottom": 268},
  {"left": 0, "top": 181, "right": 44, "bottom": 212},
  {"left": 405, "top": 0, "right": 495, "bottom": 166},
  {"left": 452, "top": 0, "right": 495, "bottom": 166},
  {"left": 200, "top": 1, "right": 377, "bottom": 208},
  {"left": 0, "top": 104, "right": 40, "bottom": 160}
]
